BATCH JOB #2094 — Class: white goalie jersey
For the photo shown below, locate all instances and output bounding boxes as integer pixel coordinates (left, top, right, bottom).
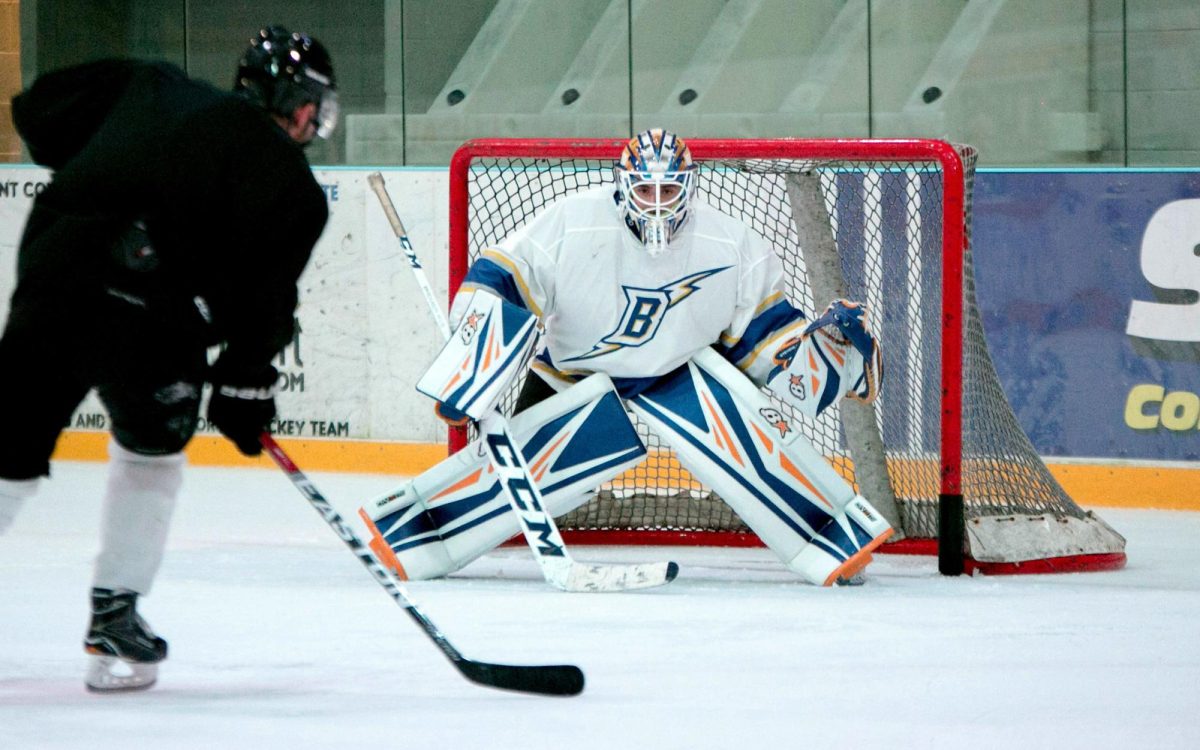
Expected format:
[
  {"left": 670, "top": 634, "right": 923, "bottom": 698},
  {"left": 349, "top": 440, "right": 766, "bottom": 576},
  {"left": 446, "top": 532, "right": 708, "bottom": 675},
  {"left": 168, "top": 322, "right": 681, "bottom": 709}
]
[{"left": 455, "top": 185, "right": 807, "bottom": 393}]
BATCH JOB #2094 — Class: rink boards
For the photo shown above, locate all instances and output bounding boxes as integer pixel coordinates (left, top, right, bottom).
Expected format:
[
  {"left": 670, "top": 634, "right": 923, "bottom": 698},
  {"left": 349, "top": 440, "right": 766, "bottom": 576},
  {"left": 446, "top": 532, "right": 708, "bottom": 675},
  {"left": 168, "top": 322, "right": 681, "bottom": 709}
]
[{"left": 0, "top": 165, "right": 1195, "bottom": 508}]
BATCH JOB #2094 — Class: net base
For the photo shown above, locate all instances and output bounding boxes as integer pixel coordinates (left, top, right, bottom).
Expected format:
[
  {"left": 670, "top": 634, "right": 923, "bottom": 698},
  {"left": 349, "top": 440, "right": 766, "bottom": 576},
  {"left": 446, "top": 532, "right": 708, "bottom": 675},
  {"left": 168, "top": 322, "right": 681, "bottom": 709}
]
[{"left": 545, "top": 530, "right": 1127, "bottom": 575}]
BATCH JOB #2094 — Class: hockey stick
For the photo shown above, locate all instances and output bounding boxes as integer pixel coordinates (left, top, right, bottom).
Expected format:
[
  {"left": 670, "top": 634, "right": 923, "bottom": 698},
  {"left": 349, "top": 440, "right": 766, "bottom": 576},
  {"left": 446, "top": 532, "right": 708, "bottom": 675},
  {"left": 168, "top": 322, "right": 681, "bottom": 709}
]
[
  {"left": 477, "top": 412, "right": 677, "bottom": 592},
  {"left": 367, "top": 172, "right": 677, "bottom": 592},
  {"left": 260, "top": 432, "right": 584, "bottom": 695},
  {"left": 367, "top": 172, "right": 451, "bottom": 340}
]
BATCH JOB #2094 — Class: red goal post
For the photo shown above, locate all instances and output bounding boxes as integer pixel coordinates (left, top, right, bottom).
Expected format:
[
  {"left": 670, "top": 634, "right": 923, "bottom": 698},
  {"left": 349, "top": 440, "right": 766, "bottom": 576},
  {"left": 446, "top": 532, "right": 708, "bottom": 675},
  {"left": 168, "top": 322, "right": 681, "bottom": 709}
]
[{"left": 447, "top": 137, "right": 1126, "bottom": 576}]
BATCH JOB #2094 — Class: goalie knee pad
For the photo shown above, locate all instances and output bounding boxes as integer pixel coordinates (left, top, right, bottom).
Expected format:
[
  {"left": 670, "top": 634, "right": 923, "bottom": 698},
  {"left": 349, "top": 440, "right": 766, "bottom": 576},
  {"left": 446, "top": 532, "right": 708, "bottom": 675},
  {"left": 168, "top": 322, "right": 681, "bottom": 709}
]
[
  {"left": 629, "top": 348, "right": 892, "bottom": 585},
  {"left": 766, "top": 299, "right": 882, "bottom": 419},
  {"left": 362, "top": 373, "right": 646, "bottom": 580}
]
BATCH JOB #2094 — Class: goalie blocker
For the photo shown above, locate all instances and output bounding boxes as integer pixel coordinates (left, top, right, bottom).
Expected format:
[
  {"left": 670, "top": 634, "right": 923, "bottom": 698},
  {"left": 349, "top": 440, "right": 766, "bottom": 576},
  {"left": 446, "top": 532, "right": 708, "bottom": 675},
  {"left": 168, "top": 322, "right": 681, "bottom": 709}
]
[{"left": 415, "top": 289, "right": 540, "bottom": 422}]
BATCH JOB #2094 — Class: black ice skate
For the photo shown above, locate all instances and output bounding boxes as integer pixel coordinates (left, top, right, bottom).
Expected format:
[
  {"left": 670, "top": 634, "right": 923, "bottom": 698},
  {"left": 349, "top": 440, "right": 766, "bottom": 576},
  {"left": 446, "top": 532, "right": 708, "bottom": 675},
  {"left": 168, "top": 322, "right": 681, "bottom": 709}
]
[{"left": 83, "top": 588, "right": 168, "bottom": 692}]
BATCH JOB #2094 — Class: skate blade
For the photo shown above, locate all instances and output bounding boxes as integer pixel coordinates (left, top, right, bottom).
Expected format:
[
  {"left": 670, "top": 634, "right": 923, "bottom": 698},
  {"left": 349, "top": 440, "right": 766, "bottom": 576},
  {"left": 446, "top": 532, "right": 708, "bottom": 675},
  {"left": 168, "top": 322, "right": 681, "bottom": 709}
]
[{"left": 85, "top": 654, "right": 158, "bottom": 692}]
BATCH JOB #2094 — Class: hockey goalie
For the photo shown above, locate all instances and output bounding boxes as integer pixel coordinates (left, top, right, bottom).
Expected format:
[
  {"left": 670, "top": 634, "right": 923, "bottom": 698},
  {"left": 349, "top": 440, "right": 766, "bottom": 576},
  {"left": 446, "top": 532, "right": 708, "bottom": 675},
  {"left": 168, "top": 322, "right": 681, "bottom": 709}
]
[{"left": 362, "top": 128, "right": 892, "bottom": 587}]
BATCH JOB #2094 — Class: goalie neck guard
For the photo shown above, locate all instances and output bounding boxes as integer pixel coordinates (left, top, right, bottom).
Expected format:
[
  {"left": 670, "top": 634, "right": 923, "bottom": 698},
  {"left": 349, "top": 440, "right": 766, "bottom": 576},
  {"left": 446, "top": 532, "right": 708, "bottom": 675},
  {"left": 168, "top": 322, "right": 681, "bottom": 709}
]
[{"left": 614, "top": 128, "right": 697, "bottom": 256}]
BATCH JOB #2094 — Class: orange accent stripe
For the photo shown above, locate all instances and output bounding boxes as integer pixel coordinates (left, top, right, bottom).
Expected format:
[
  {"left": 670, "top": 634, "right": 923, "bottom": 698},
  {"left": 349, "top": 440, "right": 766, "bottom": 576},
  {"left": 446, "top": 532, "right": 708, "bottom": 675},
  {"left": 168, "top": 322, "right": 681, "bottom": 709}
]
[
  {"left": 752, "top": 291, "right": 784, "bottom": 316},
  {"left": 358, "top": 508, "right": 409, "bottom": 580},
  {"left": 779, "top": 453, "right": 834, "bottom": 509},
  {"left": 700, "top": 393, "right": 743, "bottom": 466},
  {"left": 442, "top": 371, "right": 463, "bottom": 397},
  {"left": 431, "top": 468, "right": 484, "bottom": 501},
  {"left": 479, "top": 250, "right": 542, "bottom": 318},
  {"left": 822, "top": 527, "right": 895, "bottom": 585},
  {"left": 530, "top": 433, "right": 571, "bottom": 480},
  {"left": 442, "top": 353, "right": 478, "bottom": 397},
  {"left": 829, "top": 347, "right": 845, "bottom": 366},
  {"left": 810, "top": 375, "right": 821, "bottom": 395},
  {"left": 751, "top": 423, "right": 774, "bottom": 454}
]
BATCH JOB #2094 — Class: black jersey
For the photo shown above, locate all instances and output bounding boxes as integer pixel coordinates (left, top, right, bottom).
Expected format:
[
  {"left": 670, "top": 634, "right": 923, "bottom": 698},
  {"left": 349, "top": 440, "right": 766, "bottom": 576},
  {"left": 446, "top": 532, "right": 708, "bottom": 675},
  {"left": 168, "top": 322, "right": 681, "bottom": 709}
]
[{"left": 9, "top": 59, "right": 328, "bottom": 368}]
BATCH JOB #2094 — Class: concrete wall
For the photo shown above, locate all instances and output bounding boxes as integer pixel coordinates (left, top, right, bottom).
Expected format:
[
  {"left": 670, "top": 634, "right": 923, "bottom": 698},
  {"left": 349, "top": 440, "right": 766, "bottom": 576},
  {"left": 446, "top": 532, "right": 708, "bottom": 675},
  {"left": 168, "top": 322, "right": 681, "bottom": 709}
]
[
  {"left": 16, "top": 0, "right": 1200, "bottom": 167},
  {"left": 1123, "top": 0, "right": 1200, "bottom": 164}
]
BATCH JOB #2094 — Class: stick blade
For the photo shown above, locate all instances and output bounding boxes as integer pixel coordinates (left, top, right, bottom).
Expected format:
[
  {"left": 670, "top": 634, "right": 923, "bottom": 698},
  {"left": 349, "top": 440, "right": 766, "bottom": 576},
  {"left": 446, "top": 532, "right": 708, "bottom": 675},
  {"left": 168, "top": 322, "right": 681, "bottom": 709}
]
[
  {"left": 456, "top": 660, "right": 585, "bottom": 696},
  {"left": 562, "top": 561, "right": 679, "bottom": 592}
]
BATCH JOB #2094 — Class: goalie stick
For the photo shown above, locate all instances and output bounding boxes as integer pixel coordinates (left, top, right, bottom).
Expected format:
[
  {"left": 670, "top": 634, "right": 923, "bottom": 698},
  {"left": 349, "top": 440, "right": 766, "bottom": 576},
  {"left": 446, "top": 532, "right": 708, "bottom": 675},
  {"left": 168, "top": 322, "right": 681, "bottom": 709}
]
[
  {"left": 367, "top": 173, "right": 451, "bottom": 340},
  {"left": 368, "top": 172, "right": 678, "bottom": 592},
  {"left": 260, "top": 433, "right": 584, "bottom": 696}
]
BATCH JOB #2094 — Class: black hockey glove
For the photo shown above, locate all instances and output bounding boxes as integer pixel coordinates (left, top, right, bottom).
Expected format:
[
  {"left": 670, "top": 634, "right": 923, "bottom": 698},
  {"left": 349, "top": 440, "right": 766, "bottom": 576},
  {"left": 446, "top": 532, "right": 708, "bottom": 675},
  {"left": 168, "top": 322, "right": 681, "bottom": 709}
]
[{"left": 207, "top": 362, "right": 278, "bottom": 456}]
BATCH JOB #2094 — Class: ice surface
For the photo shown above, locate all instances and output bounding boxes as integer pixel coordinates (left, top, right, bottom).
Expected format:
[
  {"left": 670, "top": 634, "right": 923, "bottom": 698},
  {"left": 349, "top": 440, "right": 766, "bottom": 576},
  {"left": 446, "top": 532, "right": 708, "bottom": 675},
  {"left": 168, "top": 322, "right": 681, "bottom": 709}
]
[{"left": 2, "top": 461, "right": 1198, "bottom": 749}]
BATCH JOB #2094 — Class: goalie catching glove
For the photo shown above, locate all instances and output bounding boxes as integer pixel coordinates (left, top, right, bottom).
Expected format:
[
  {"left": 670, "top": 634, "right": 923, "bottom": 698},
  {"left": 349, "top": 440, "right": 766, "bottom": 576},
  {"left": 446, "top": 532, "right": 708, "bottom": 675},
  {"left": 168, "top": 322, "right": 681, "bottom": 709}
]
[
  {"left": 207, "top": 360, "right": 278, "bottom": 456},
  {"left": 766, "top": 299, "right": 882, "bottom": 419}
]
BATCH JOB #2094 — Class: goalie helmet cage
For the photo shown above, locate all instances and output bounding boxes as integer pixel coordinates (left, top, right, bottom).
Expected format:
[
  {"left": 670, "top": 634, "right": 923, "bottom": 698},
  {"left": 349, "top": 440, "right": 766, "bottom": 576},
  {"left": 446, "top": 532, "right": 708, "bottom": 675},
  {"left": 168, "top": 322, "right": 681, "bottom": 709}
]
[{"left": 447, "top": 137, "right": 1126, "bottom": 576}]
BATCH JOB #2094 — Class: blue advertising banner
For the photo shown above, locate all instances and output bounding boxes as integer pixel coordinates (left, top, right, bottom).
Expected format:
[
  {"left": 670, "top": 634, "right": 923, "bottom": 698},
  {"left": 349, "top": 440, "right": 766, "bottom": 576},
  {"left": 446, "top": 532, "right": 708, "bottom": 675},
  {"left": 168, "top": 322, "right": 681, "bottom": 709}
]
[{"left": 974, "top": 171, "right": 1200, "bottom": 462}]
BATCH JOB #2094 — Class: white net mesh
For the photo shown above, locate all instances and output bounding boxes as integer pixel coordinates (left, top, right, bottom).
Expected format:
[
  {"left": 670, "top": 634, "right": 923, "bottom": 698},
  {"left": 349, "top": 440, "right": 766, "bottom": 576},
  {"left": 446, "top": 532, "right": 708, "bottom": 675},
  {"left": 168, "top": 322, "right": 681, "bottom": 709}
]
[{"left": 452, "top": 140, "right": 1110, "bottom": 549}]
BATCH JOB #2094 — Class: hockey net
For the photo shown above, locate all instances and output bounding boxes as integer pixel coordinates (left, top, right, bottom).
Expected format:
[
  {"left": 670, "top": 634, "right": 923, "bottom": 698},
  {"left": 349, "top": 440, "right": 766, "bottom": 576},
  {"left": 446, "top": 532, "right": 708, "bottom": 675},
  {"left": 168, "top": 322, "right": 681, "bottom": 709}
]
[{"left": 447, "top": 138, "right": 1125, "bottom": 575}]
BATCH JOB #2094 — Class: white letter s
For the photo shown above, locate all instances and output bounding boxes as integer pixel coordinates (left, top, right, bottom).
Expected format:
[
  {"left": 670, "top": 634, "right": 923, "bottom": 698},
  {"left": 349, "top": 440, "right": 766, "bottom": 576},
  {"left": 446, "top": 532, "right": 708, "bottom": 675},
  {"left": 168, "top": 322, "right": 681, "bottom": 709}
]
[{"left": 1126, "top": 199, "right": 1200, "bottom": 342}]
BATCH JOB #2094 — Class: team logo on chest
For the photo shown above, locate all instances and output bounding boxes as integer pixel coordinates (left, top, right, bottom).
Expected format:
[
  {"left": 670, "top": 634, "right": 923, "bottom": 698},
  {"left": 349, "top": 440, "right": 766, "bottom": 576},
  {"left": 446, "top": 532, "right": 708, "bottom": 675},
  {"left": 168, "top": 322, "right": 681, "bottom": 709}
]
[{"left": 563, "top": 266, "right": 731, "bottom": 362}]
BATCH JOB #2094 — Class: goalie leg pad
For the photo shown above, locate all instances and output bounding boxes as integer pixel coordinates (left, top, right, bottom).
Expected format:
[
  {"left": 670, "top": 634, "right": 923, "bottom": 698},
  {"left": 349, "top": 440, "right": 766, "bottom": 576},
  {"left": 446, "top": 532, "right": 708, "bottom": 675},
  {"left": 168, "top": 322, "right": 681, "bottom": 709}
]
[
  {"left": 360, "top": 452, "right": 469, "bottom": 581},
  {"left": 363, "top": 373, "right": 647, "bottom": 580},
  {"left": 629, "top": 348, "right": 892, "bottom": 585},
  {"left": 766, "top": 299, "right": 882, "bottom": 419},
  {"left": 789, "top": 494, "right": 895, "bottom": 584}
]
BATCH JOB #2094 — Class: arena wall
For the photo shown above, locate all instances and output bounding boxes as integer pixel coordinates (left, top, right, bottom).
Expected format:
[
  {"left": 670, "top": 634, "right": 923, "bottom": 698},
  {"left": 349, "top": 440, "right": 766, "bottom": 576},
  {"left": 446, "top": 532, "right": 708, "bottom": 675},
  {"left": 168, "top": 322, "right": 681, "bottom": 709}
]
[{"left": 0, "top": 164, "right": 1194, "bottom": 509}]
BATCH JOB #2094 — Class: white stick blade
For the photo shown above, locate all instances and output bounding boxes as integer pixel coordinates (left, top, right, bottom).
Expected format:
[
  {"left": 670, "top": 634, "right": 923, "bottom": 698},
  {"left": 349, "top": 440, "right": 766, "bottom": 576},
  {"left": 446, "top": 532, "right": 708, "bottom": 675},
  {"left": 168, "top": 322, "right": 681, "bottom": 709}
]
[{"left": 563, "top": 561, "right": 679, "bottom": 593}]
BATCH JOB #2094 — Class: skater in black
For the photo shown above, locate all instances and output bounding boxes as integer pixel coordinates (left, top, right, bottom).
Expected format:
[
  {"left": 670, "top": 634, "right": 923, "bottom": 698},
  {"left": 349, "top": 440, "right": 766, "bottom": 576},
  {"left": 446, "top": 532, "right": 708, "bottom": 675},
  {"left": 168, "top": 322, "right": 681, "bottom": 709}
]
[{"left": 0, "top": 25, "right": 336, "bottom": 691}]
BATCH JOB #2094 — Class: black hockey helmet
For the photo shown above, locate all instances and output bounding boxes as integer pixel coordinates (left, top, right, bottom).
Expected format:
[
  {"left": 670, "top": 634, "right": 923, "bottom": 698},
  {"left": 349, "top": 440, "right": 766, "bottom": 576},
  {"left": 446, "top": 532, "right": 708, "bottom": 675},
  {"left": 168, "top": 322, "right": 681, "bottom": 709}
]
[{"left": 235, "top": 25, "right": 338, "bottom": 139}]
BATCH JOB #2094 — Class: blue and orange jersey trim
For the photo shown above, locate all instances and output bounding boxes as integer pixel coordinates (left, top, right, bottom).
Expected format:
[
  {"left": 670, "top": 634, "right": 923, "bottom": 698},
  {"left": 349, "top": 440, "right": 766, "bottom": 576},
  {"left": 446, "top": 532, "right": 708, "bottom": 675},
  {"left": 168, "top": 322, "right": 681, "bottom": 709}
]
[
  {"left": 718, "top": 294, "right": 807, "bottom": 374},
  {"left": 461, "top": 249, "right": 543, "bottom": 318}
]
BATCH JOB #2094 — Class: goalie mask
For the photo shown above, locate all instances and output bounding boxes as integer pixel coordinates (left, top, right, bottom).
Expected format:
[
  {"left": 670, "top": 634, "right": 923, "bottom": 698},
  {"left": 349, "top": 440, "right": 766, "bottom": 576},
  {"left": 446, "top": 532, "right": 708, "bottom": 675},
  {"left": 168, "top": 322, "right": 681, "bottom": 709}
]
[
  {"left": 614, "top": 128, "right": 697, "bottom": 256},
  {"left": 235, "top": 25, "right": 339, "bottom": 141}
]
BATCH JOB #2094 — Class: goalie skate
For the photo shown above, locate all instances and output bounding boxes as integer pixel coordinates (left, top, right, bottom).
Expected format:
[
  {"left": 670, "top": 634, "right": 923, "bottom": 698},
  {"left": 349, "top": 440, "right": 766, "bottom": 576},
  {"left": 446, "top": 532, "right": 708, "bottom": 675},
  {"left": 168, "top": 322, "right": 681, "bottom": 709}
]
[{"left": 83, "top": 588, "right": 167, "bottom": 692}]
